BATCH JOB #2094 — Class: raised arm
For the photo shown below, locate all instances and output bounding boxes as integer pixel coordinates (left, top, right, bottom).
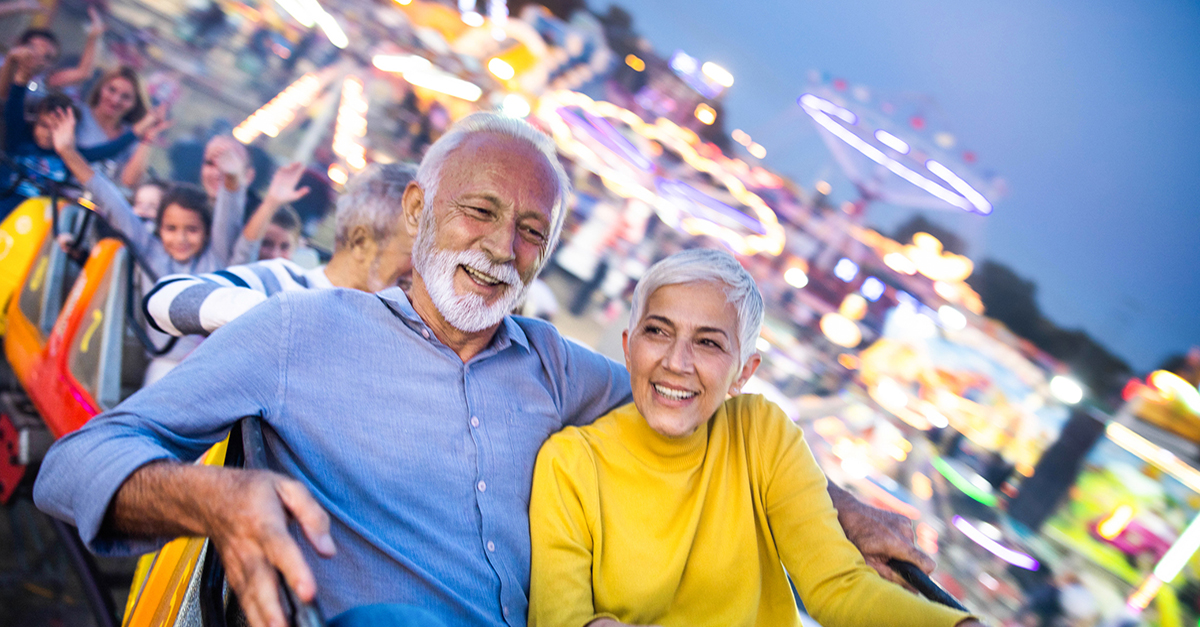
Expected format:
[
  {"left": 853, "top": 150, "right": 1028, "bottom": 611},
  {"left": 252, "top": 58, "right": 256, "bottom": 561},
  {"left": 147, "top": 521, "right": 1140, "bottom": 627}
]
[
  {"left": 4, "top": 70, "right": 33, "bottom": 151},
  {"left": 46, "top": 7, "right": 104, "bottom": 89}
]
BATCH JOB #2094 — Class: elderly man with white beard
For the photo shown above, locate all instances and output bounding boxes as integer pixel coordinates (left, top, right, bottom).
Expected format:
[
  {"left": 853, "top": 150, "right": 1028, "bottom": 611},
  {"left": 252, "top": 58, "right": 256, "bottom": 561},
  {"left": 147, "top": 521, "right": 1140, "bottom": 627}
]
[{"left": 34, "top": 113, "right": 936, "bottom": 627}]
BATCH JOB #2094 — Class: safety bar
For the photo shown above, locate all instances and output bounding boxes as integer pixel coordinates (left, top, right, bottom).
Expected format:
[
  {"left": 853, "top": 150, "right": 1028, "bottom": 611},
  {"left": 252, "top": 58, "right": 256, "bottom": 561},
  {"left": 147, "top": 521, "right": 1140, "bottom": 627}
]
[{"left": 887, "top": 558, "right": 970, "bottom": 612}]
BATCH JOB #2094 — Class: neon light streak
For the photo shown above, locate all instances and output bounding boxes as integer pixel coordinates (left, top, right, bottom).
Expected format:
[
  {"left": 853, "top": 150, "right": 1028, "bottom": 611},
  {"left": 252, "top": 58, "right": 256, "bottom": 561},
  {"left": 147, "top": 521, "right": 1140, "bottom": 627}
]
[
  {"left": 403, "top": 70, "right": 482, "bottom": 102},
  {"left": 1154, "top": 511, "right": 1200, "bottom": 583},
  {"left": 233, "top": 73, "right": 324, "bottom": 144},
  {"left": 931, "top": 456, "right": 998, "bottom": 507},
  {"left": 1105, "top": 422, "right": 1200, "bottom": 494},
  {"left": 875, "top": 129, "right": 910, "bottom": 154},
  {"left": 332, "top": 76, "right": 368, "bottom": 171},
  {"left": 952, "top": 516, "right": 1039, "bottom": 570},
  {"left": 799, "top": 93, "right": 992, "bottom": 215}
]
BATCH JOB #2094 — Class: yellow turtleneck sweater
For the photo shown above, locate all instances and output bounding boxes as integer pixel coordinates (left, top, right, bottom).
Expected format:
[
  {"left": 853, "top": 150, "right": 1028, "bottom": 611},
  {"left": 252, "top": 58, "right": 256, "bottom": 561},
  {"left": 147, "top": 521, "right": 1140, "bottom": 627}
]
[{"left": 529, "top": 394, "right": 972, "bottom": 627}]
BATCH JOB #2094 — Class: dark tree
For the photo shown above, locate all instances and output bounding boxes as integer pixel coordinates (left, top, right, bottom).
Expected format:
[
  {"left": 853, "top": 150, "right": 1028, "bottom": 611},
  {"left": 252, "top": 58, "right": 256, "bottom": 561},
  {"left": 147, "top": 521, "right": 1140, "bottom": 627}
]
[{"left": 892, "top": 214, "right": 968, "bottom": 255}]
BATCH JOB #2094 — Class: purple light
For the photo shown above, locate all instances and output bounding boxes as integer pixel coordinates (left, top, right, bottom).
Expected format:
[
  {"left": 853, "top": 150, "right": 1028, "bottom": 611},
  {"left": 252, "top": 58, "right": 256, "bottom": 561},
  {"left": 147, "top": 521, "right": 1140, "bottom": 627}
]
[{"left": 952, "top": 516, "right": 1039, "bottom": 570}]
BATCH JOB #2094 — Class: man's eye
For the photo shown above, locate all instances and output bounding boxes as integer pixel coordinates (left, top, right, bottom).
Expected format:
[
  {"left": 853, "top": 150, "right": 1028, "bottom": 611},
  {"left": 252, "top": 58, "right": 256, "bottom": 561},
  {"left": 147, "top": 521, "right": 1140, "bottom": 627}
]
[
  {"left": 700, "top": 338, "right": 724, "bottom": 349},
  {"left": 466, "top": 205, "right": 492, "bottom": 217},
  {"left": 523, "top": 226, "right": 545, "bottom": 242}
]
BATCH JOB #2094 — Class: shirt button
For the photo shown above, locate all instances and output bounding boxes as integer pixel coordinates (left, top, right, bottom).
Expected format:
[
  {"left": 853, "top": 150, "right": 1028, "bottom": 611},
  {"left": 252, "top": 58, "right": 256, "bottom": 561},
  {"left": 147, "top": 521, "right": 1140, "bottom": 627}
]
[
  {"left": 422, "top": 329, "right": 430, "bottom": 339},
  {"left": 477, "top": 480, "right": 487, "bottom": 492},
  {"left": 471, "top": 416, "right": 480, "bottom": 427},
  {"left": 487, "top": 541, "right": 496, "bottom": 552}
]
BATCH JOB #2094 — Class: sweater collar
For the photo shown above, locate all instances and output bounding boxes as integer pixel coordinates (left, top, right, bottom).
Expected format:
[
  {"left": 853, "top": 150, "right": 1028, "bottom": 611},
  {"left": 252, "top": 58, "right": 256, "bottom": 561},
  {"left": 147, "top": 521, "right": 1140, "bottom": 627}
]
[{"left": 613, "top": 402, "right": 711, "bottom": 472}]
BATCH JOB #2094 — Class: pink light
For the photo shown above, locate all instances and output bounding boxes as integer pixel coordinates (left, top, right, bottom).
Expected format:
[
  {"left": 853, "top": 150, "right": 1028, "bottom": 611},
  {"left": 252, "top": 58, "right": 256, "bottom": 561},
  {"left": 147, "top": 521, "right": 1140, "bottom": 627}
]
[{"left": 952, "top": 516, "right": 1039, "bottom": 570}]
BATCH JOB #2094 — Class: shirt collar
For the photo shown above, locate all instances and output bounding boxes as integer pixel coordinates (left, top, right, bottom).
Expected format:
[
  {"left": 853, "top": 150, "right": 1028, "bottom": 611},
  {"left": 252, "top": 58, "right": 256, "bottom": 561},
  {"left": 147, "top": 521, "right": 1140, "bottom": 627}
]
[
  {"left": 376, "top": 287, "right": 530, "bottom": 353},
  {"left": 306, "top": 265, "right": 335, "bottom": 290}
]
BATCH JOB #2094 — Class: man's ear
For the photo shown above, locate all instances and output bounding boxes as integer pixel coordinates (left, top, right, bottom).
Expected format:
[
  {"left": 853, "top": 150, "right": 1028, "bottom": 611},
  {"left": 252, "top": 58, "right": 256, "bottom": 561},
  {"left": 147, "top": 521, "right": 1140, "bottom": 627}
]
[
  {"left": 347, "top": 225, "right": 374, "bottom": 260},
  {"left": 402, "top": 181, "right": 424, "bottom": 238}
]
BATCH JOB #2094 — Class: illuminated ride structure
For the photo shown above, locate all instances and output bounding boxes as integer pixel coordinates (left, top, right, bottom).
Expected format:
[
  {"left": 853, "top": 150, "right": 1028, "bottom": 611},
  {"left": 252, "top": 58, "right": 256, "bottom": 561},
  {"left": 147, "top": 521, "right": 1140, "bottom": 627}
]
[{"left": 798, "top": 79, "right": 1001, "bottom": 217}]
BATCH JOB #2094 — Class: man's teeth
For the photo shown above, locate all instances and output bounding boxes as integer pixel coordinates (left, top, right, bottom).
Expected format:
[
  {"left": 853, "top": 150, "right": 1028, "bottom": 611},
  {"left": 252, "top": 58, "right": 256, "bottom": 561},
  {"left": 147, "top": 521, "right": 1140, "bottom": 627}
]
[
  {"left": 463, "top": 266, "right": 503, "bottom": 286},
  {"left": 654, "top": 384, "right": 697, "bottom": 400}
]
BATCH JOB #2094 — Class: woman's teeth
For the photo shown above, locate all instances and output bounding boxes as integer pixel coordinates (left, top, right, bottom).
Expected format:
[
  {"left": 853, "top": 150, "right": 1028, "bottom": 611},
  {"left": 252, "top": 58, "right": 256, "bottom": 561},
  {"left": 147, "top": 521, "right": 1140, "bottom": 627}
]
[
  {"left": 654, "top": 384, "right": 697, "bottom": 400},
  {"left": 463, "top": 266, "right": 503, "bottom": 286}
]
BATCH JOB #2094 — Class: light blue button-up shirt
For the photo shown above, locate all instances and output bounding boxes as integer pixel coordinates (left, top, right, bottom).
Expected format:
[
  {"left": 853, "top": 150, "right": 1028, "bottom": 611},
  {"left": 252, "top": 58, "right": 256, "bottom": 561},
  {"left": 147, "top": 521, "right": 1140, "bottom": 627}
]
[{"left": 34, "top": 286, "right": 632, "bottom": 625}]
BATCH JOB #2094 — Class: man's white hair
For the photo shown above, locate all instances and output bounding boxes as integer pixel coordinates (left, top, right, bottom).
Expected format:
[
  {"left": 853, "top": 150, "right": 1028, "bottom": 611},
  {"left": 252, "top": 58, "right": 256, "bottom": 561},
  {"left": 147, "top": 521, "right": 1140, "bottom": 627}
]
[
  {"left": 334, "top": 162, "right": 418, "bottom": 249},
  {"left": 628, "top": 248, "right": 764, "bottom": 364},
  {"left": 415, "top": 112, "right": 571, "bottom": 262}
]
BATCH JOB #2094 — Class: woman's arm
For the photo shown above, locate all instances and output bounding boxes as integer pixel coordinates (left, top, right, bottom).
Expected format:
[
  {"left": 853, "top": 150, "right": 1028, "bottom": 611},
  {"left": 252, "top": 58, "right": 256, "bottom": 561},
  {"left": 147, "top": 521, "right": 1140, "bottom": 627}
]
[
  {"left": 117, "top": 109, "right": 170, "bottom": 187},
  {"left": 753, "top": 399, "right": 976, "bottom": 626},
  {"left": 46, "top": 7, "right": 104, "bottom": 89},
  {"left": 240, "top": 162, "right": 309, "bottom": 244},
  {"left": 528, "top": 434, "right": 623, "bottom": 627}
]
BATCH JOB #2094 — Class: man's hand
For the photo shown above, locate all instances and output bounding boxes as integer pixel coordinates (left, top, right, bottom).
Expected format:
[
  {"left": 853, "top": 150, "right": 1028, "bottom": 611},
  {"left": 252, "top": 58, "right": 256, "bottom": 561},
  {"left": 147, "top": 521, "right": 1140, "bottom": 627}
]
[
  {"left": 265, "top": 162, "right": 311, "bottom": 206},
  {"left": 47, "top": 106, "right": 78, "bottom": 154},
  {"left": 8, "top": 45, "right": 37, "bottom": 83},
  {"left": 827, "top": 483, "right": 935, "bottom": 588},
  {"left": 204, "top": 470, "right": 335, "bottom": 627},
  {"left": 109, "top": 463, "right": 336, "bottom": 627}
]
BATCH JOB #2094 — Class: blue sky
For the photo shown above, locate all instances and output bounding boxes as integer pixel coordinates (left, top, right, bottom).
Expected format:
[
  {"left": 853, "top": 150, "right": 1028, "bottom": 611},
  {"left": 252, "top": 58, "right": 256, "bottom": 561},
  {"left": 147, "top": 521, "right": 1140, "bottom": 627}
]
[{"left": 625, "top": 0, "right": 1200, "bottom": 372}]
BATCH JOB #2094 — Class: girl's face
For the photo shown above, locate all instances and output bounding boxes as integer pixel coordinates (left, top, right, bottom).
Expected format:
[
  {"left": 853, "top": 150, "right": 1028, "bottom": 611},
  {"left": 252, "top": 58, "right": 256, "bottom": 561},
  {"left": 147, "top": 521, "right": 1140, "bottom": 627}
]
[
  {"left": 259, "top": 224, "right": 298, "bottom": 260},
  {"left": 132, "top": 185, "right": 163, "bottom": 220},
  {"left": 33, "top": 114, "right": 55, "bottom": 149},
  {"left": 159, "top": 204, "right": 206, "bottom": 263},
  {"left": 97, "top": 77, "right": 137, "bottom": 120}
]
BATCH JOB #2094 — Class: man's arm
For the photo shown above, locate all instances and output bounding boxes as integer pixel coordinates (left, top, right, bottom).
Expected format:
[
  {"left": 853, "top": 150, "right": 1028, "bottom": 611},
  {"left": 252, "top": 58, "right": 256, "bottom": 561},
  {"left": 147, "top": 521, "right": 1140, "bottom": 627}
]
[
  {"left": 827, "top": 482, "right": 937, "bottom": 584},
  {"left": 34, "top": 296, "right": 332, "bottom": 627}
]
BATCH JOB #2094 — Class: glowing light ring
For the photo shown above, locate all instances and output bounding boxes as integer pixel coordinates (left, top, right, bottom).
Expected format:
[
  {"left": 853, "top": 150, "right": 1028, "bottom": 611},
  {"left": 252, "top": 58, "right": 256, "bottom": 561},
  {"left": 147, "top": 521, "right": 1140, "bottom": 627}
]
[
  {"left": 799, "top": 94, "right": 992, "bottom": 215},
  {"left": 537, "top": 91, "right": 785, "bottom": 256},
  {"left": 952, "top": 516, "right": 1039, "bottom": 570}
]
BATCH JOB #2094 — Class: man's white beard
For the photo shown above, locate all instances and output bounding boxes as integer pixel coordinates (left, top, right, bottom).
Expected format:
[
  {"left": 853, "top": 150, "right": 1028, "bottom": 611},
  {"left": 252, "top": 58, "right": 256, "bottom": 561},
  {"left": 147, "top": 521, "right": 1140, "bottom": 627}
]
[{"left": 413, "top": 231, "right": 529, "bottom": 333}]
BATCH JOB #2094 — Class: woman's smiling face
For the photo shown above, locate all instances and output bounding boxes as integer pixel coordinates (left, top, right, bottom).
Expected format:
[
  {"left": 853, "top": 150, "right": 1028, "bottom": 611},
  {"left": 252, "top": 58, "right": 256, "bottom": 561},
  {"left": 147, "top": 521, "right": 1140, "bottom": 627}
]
[{"left": 623, "top": 281, "right": 759, "bottom": 438}]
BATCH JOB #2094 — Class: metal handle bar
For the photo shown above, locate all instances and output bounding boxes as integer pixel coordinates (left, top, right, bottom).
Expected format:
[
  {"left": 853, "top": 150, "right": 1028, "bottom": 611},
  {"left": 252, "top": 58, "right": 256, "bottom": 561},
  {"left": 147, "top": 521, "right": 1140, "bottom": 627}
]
[{"left": 888, "top": 558, "right": 970, "bottom": 612}]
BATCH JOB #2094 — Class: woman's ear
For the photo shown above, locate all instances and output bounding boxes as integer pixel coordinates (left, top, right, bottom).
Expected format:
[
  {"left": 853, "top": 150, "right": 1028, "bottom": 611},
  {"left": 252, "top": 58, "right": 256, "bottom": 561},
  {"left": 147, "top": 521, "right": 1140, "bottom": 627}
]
[
  {"left": 621, "top": 329, "right": 631, "bottom": 370},
  {"left": 729, "top": 353, "right": 762, "bottom": 396}
]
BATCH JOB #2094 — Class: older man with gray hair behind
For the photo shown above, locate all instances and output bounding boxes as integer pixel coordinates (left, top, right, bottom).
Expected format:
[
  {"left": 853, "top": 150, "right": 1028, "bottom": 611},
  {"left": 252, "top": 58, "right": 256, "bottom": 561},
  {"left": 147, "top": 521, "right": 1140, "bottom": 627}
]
[
  {"left": 35, "top": 113, "right": 936, "bottom": 627},
  {"left": 144, "top": 162, "right": 417, "bottom": 337}
]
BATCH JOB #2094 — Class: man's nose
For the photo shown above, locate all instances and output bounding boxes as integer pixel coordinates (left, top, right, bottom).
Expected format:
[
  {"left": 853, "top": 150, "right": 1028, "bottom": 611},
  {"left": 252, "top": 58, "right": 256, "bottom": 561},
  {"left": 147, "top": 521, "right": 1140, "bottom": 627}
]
[{"left": 480, "top": 218, "right": 517, "bottom": 265}]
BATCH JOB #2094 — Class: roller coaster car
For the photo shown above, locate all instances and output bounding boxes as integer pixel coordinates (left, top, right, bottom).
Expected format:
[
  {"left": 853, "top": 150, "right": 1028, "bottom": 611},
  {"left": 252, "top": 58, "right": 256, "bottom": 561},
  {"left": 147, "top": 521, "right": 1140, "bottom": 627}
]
[{"left": 0, "top": 196, "right": 54, "bottom": 336}]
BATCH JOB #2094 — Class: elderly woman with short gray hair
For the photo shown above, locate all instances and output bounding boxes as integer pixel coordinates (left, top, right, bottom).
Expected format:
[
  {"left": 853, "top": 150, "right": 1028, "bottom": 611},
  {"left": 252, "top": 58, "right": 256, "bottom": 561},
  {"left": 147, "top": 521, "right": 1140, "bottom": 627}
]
[{"left": 529, "top": 248, "right": 982, "bottom": 627}]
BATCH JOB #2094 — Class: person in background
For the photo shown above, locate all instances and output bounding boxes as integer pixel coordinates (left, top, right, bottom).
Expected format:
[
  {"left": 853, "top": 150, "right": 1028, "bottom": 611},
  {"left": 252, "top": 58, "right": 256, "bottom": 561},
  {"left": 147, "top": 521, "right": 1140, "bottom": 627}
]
[
  {"left": 0, "top": 0, "right": 46, "bottom": 20},
  {"left": 1, "top": 85, "right": 158, "bottom": 218},
  {"left": 144, "top": 163, "right": 416, "bottom": 337},
  {"left": 49, "top": 107, "right": 238, "bottom": 383},
  {"left": 529, "top": 249, "right": 979, "bottom": 627},
  {"left": 258, "top": 205, "right": 302, "bottom": 260},
  {"left": 0, "top": 8, "right": 105, "bottom": 101},
  {"left": 230, "top": 161, "right": 307, "bottom": 264},
  {"left": 77, "top": 65, "right": 159, "bottom": 187},
  {"left": 131, "top": 179, "right": 165, "bottom": 229}
]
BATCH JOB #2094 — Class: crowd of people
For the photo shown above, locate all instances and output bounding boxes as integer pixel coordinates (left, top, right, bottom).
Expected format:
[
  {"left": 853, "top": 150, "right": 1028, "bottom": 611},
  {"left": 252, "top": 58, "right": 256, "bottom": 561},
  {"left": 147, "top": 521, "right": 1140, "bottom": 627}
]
[{"left": 5, "top": 7, "right": 989, "bottom": 627}]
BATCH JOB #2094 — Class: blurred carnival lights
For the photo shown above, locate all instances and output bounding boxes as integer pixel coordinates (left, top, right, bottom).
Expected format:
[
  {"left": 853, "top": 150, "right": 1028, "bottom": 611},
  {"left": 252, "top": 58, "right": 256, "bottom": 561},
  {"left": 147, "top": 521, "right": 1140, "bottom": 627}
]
[
  {"left": 332, "top": 76, "right": 368, "bottom": 171},
  {"left": 694, "top": 103, "right": 717, "bottom": 125},
  {"left": 1149, "top": 370, "right": 1200, "bottom": 414},
  {"left": 404, "top": 69, "right": 483, "bottom": 101},
  {"left": 498, "top": 93, "right": 531, "bottom": 118},
  {"left": 784, "top": 267, "right": 809, "bottom": 288},
  {"left": 488, "top": 57, "right": 516, "bottom": 80},
  {"left": 874, "top": 129, "right": 910, "bottom": 154},
  {"left": 819, "top": 313, "right": 862, "bottom": 348},
  {"left": 798, "top": 93, "right": 992, "bottom": 214},
  {"left": 1098, "top": 505, "right": 1135, "bottom": 541},
  {"left": 952, "top": 516, "right": 1039, "bottom": 570},
  {"left": 747, "top": 142, "right": 766, "bottom": 159},
  {"left": 233, "top": 73, "right": 324, "bottom": 144},
  {"left": 833, "top": 258, "right": 859, "bottom": 282},
  {"left": 937, "top": 305, "right": 967, "bottom": 331},
  {"left": 701, "top": 62, "right": 734, "bottom": 88},
  {"left": 373, "top": 54, "right": 433, "bottom": 74},
  {"left": 1049, "top": 375, "right": 1085, "bottom": 405},
  {"left": 625, "top": 54, "right": 645, "bottom": 72}
]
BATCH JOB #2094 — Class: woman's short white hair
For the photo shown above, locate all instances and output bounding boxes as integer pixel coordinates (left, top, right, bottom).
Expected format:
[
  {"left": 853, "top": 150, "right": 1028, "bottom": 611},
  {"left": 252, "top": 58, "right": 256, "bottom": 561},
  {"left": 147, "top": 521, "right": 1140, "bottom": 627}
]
[
  {"left": 628, "top": 248, "right": 764, "bottom": 364},
  {"left": 334, "top": 162, "right": 417, "bottom": 248},
  {"left": 415, "top": 112, "right": 571, "bottom": 261}
]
